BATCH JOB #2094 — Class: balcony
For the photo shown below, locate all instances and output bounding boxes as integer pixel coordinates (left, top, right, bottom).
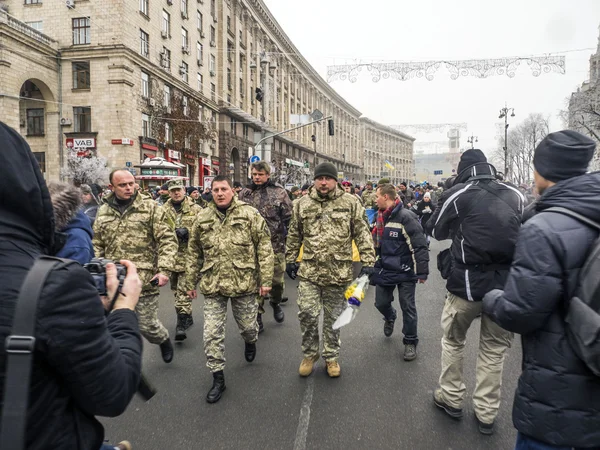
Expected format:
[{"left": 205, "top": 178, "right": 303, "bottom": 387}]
[{"left": 0, "top": 8, "right": 57, "bottom": 49}]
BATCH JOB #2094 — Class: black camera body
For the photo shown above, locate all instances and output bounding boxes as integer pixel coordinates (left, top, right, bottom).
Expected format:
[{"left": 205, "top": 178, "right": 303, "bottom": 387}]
[{"left": 84, "top": 258, "right": 127, "bottom": 296}]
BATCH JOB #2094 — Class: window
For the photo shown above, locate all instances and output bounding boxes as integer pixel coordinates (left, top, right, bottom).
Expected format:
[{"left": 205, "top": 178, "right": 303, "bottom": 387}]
[
  {"left": 197, "top": 73, "right": 203, "bottom": 92},
  {"left": 227, "top": 16, "right": 231, "bottom": 32},
  {"left": 227, "top": 41, "right": 234, "bottom": 62},
  {"left": 197, "top": 11, "right": 203, "bottom": 32},
  {"left": 26, "top": 109, "right": 44, "bottom": 136},
  {"left": 139, "top": 0, "right": 148, "bottom": 16},
  {"left": 140, "top": 29, "right": 149, "bottom": 57},
  {"left": 239, "top": 78, "right": 244, "bottom": 96},
  {"left": 243, "top": 124, "right": 249, "bottom": 140},
  {"left": 26, "top": 21, "right": 43, "bottom": 32},
  {"left": 181, "top": 62, "right": 189, "bottom": 83},
  {"left": 33, "top": 152, "right": 45, "bottom": 172},
  {"left": 184, "top": 135, "right": 190, "bottom": 149},
  {"left": 164, "top": 85, "right": 171, "bottom": 107},
  {"left": 211, "top": 110, "right": 217, "bottom": 126},
  {"left": 182, "top": 95, "right": 188, "bottom": 116},
  {"left": 165, "top": 122, "right": 172, "bottom": 143},
  {"left": 162, "top": 10, "right": 170, "bottom": 36},
  {"left": 210, "top": 83, "right": 216, "bottom": 101},
  {"left": 227, "top": 68, "right": 231, "bottom": 90},
  {"left": 230, "top": 118, "right": 236, "bottom": 134},
  {"left": 142, "top": 113, "right": 150, "bottom": 137},
  {"left": 209, "top": 54, "right": 216, "bottom": 73},
  {"left": 210, "top": 0, "right": 216, "bottom": 17},
  {"left": 72, "top": 61, "right": 90, "bottom": 89},
  {"left": 72, "top": 18, "right": 90, "bottom": 45},
  {"left": 73, "top": 107, "right": 91, "bottom": 133},
  {"left": 197, "top": 42, "right": 203, "bottom": 63},
  {"left": 162, "top": 47, "right": 171, "bottom": 69},
  {"left": 25, "top": 0, "right": 42, "bottom": 4},
  {"left": 141, "top": 71, "right": 150, "bottom": 98},
  {"left": 210, "top": 25, "right": 215, "bottom": 43},
  {"left": 181, "top": 27, "right": 188, "bottom": 50},
  {"left": 181, "top": 0, "right": 188, "bottom": 17}
]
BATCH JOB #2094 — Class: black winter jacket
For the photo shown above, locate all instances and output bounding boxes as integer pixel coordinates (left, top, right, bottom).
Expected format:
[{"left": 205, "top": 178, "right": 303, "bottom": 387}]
[
  {"left": 425, "top": 164, "right": 524, "bottom": 301},
  {"left": 413, "top": 199, "right": 436, "bottom": 229},
  {"left": 483, "top": 172, "right": 600, "bottom": 448},
  {"left": 370, "top": 202, "right": 429, "bottom": 286},
  {"left": 0, "top": 122, "right": 143, "bottom": 450}
]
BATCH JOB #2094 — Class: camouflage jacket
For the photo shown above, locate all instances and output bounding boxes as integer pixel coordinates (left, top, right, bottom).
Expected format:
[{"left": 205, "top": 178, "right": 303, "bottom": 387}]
[
  {"left": 286, "top": 185, "right": 376, "bottom": 286},
  {"left": 183, "top": 197, "right": 274, "bottom": 297},
  {"left": 238, "top": 180, "right": 293, "bottom": 254},
  {"left": 362, "top": 189, "right": 377, "bottom": 209},
  {"left": 93, "top": 192, "right": 178, "bottom": 275},
  {"left": 161, "top": 196, "right": 203, "bottom": 272}
]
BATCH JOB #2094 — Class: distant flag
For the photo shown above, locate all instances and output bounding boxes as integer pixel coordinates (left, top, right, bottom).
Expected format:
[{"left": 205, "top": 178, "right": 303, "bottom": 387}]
[{"left": 384, "top": 160, "right": 395, "bottom": 170}]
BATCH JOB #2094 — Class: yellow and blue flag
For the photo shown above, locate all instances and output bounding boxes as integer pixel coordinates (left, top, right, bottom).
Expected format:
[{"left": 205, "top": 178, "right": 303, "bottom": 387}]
[{"left": 384, "top": 160, "right": 395, "bottom": 170}]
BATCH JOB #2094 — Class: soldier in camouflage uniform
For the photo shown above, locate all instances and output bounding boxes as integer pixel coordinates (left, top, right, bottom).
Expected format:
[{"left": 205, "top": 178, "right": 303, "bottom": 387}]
[
  {"left": 361, "top": 181, "right": 377, "bottom": 209},
  {"left": 93, "top": 169, "right": 179, "bottom": 363},
  {"left": 286, "top": 163, "right": 375, "bottom": 378},
  {"left": 183, "top": 175, "right": 274, "bottom": 403},
  {"left": 239, "top": 161, "right": 293, "bottom": 331},
  {"left": 162, "top": 178, "right": 203, "bottom": 341}
]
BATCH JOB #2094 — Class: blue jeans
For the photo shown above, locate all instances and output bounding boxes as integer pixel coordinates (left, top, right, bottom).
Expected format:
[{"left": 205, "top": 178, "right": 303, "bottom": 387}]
[
  {"left": 100, "top": 444, "right": 118, "bottom": 450},
  {"left": 515, "top": 432, "right": 600, "bottom": 450},
  {"left": 375, "top": 281, "right": 418, "bottom": 345}
]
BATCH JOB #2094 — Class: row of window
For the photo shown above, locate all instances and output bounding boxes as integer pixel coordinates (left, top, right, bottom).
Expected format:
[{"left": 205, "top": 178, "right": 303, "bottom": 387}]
[
  {"left": 141, "top": 0, "right": 217, "bottom": 19},
  {"left": 25, "top": 107, "right": 91, "bottom": 136},
  {"left": 140, "top": 71, "right": 216, "bottom": 104}
]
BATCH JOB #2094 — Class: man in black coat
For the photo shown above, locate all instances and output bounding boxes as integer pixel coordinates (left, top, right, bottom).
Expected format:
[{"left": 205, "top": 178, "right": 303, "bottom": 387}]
[
  {"left": 0, "top": 122, "right": 143, "bottom": 450},
  {"left": 425, "top": 149, "right": 524, "bottom": 435},
  {"left": 483, "top": 130, "right": 600, "bottom": 449}
]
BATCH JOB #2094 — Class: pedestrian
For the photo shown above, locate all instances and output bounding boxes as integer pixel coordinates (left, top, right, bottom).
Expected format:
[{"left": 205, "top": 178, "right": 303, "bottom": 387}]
[
  {"left": 300, "top": 183, "right": 310, "bottom": 196},
  {"left": 286, "top": 162, "right": 375, "bottom": 378},
  {"left": 80, "top": 183, "right": 100, "bottom": 224},
  {"left": 399, "top": 182, "right": 416, "bottom": 208},
  {"left": 48, "top": 181, "right": 95, "bottom": 265},
  {"left": 239, "top": 161, "right": 293, "bottom": 331},
  {"left": 184, "top": 175, "right": 274, "bottom": 403},
  {"left": 162, "top": 179, "right": 203, "bottom": 341},
  {"left": 187, "top": 185, "right": 207, "bottom": 208},
  {"left": 0, "top": 122, "right": 142, "bottom": 450},
  {"left": 483, "top": 130, "right": 600, "bottom": 449},
  {"left": 425, "top": 149, "right": 524, "bottom": 435},
  {"left": 370, "top": 184, "right": 429, "bottom": 361},
  {"left": 290, "top": 186, "right": 302, "bottom": 202},
  {"left": 202, "top": 186, "right": 213, "bottom": 203},
  {"left": 93, "top": 169, "right": 179, "bottom": 363},
  {"left": 233, "top": 181, "right": 243, "bottom": 194},
  {"left": 413, "top": 192, "right": 436, "bottom": 248}
]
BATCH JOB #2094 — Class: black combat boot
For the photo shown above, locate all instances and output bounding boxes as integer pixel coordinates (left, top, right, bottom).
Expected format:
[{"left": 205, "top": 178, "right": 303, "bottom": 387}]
[
  {"left": 206, "top": 370, "right": 226, "bottom": 403},
  {"left": 244, "top": 341, "right": 256, "bottom": 362},
  {"left": 175, "top": 314, "right": 187, "bottom": 341},
  {"left": 184, "top": 314, "right": 194, "bottom": 329},
  {"left": 257, "top": 313, "right": 264, "bottom": 333},
  {"left": 270, "top": 301, "right": 284, "bottom": 323},
  {"left": 159, "top": 338, "right": 174, "bottom": 363}
]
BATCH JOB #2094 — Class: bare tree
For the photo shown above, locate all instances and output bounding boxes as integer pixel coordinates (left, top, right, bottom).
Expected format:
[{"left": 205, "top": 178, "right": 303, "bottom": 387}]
[
  {"left": 567, "top": 86, "right": 600, "bottom": 171},
  {"left": 61, "top": 151, "right": 109, "bottom": 186}
]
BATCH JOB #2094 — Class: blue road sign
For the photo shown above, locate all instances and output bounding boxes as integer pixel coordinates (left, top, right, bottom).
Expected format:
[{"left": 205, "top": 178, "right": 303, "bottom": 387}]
[
  {"left": 434, "top": 170, "right": 443, "bottom": 175},
  {"left": 249, "top": 155, "right": 260, "bottom": 164}
]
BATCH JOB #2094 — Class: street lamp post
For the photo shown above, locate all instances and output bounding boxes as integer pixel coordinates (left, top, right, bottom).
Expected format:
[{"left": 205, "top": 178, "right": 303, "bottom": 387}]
[
  {"left": 467, "top": 134, "right": 478, "bottom": 149},
  {"left": 498, "top": 104, "right": 515, "bottom": 179}
]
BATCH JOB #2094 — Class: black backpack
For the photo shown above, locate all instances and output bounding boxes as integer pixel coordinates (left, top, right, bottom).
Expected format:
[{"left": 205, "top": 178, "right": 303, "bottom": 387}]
[{"left": 546, "top": 207, "right": 600, "bottom": 377}]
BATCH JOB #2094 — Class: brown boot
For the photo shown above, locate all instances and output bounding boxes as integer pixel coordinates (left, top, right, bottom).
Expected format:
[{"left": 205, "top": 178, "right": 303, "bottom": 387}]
[
  {"left": 298, "top": 355, "right": 319, "bottom": 377},
  {"left": 326, "top": 361, "right": 341, "bottom": 378}
]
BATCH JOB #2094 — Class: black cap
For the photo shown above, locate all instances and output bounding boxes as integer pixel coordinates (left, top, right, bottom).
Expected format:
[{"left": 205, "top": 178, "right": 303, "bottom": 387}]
[
  {"left": 301, "top": 183, "right": 310, "bottom": 191},
  {"left": 160, "top": 183, "right": 169, "bottom": 191},
  {"left": 233, "top": 181, "right": 243, "bottom": 188},
  {"left": 313, "top": 162, "right": 338, "bottom": 180},
  {"left": 533, "top": 130, "right": 595, "bottom": 182},
  {"left": 457, "top": 149, "right": 487, "bottom": 177},
  {"left": 186, "top": 186, "right": 198, "bottom": 195}
]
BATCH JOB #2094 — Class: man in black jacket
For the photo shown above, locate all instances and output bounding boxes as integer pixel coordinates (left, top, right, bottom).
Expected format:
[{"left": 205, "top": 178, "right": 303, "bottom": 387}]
[
  {"left": 483, "top": 130, "right": 600, "bottom": 449},
  {"left": 370, "top": 184, "right": 429, "bottom": 361},
  {"left": 425, "top": 149, "right": 524, "bottom": 435},
  {"left": 0, "top": 122, "right": 143, "bottom": 450}
]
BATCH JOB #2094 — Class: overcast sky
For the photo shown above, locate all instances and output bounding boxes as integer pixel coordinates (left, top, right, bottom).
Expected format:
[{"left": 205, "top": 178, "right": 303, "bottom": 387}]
[{"left": 262, "top": 0, "right": 600, "bottom": 155}]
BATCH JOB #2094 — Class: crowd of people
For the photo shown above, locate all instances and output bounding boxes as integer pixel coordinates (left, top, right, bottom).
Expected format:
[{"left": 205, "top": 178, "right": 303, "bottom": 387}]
[{"left": 1, "top": 119, "right": 599, "bottom": 450}]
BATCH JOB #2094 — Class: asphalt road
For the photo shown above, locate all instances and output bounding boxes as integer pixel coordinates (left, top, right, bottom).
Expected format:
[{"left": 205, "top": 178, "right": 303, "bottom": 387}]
[{"left": 102, "top": 240, "right": 522, "bottom": 450}]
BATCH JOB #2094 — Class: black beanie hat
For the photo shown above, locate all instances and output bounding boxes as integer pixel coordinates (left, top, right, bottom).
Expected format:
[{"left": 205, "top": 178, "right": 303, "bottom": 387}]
[
  {"left": 457, "top": 149, "right": 487, "bottom": 176},
  {"left": 533, "top": 130, "right": 595, "bottom": 182},
  {"left": 314, "top": 162, "right": 338, "bottom": 180},
  {"left": 301, "top": 183, "right": 310, "bottom": 191},
  {"left": 186, "top": 186, "right": 198, "bottom": 195},
  {"left": 161, "top": 183, "right": 169, "bottom": 191}
]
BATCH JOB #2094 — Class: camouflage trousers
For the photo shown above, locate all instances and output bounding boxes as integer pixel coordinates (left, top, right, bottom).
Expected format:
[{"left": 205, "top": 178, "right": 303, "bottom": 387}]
[
  {"left": 257, "top": 252, "right": 286, "bottom": 314},
  {"left": 171, "top": 271, "right": 192, "bottom": 315},
  {"left": 297, "top": 281, "right": 347, "bottom": 362},
  {"left": 136, "top": 293, "right": 169, "bottom": 345},
  {"left": 204, "top": 294, "right": 259, "bottom": 372}
]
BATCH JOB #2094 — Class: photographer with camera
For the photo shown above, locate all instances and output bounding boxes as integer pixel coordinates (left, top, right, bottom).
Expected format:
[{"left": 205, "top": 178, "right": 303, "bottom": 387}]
[
  {"left": 0, "top": 122, "right": 143, "bottom": 450},
  {"left": 161, "top": 179, "right": 203, "bottom": 341}
]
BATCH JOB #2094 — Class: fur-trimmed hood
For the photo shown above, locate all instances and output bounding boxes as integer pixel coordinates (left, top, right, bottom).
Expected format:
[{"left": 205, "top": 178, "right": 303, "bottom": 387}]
[{"left": 48, "top": 182, "right": 82, "bottom": 231}]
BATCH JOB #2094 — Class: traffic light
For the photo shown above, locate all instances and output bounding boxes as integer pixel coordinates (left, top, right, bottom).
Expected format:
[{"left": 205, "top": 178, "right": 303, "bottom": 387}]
[
  {"left": 255, "top": 87, "right": 264, "bottom": 102},
  {"left": 328, "top": 119, "right": 334, "bottom": 136}
]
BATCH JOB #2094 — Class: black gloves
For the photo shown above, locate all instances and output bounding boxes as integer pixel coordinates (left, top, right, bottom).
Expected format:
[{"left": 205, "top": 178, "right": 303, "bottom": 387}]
[
  {"left": 175, "top": 227, "right": 189, "bottom": 244},
  {"left": 359, "top": 266, "right": 375, "bottom": 278},
  {"left": 286, "top": 262, "right": 299, "bottom": 280}
]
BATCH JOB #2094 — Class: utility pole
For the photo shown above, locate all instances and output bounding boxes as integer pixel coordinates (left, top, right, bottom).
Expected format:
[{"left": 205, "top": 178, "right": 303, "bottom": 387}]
[
  {"left": 467, "top": 134, "right": 478, "bottom": 149},
  {"left": 499, "top": 104, "right": 515, "bottom": 179}
]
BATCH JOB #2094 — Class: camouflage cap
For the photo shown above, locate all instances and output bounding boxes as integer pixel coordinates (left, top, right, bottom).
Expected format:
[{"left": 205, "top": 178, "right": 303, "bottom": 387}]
[{"left": 167, "top": 178, "right": 185, "bottom": 190}]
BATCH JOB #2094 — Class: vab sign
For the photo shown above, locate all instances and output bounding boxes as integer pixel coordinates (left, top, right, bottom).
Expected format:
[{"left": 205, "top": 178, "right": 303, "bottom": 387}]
[{"left": 66, "top": 138, "right": 96, "bottom": 149}]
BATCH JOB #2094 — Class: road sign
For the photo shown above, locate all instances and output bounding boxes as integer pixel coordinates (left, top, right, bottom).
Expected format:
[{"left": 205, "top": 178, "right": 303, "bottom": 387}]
[
  {"left": 125, "top": 161, "right": 132, "bottom": 167},
  {"left": 434, "top": 170, "right": 443, "bottom": 175},
  {"left": 249, "top": 155, "right": 260, "bottom": 164},
  {"left": 203, "top": 176, "right": 214, "bottom": 189}
]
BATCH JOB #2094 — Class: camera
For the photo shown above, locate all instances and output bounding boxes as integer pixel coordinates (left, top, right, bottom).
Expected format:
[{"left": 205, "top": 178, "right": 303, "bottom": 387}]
[{"left": 84, "top": 258, "right": 127, "bottom": 296}]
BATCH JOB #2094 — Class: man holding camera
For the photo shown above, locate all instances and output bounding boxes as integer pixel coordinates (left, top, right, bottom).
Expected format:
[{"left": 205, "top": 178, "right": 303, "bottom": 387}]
[
  {"left": 162, "top": 178, "right": 203, "bottom": 341},
  {"left": 94, "top": 169, "right": 179, "bottom": 363}
]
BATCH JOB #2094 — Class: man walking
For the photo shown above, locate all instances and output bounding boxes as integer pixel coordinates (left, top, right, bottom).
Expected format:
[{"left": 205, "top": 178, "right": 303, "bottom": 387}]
[
  {"left": 483, "top": 130, "right": 600, "bottom": 449},
  {"left": 370, "top": 184, "right": 429, "bottom": 361},
  {"left": 286, "top": 162, "right": 375, "bottom": 378},
  {"left": 239, "top": 161, "right": 293, "bottom": 331},
  {"left": 425, "top": 149, "right": 524, "bottom": 435},
  {"left": 361, "top": 181, "right": 377, "bottom": 209},
  {"left": 162, "top": 178, "right": 203, "bottom": 341},
  {"left": 399, "top": 182, "right": 415, "bottom": 207},
  {"left": 184, "top": 176, "right": 274, "bottom": 403},
  {"left": 94, "top": 169, "right": 179, "bottom": 363}
]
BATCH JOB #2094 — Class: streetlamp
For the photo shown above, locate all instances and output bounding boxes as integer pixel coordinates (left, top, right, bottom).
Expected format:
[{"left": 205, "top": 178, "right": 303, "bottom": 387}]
[
  {"left": 498, "top": 104, "right": 515, "bottom": 179},
  {"left": 467, "top": 134, "right": 478, "bottom": 149}
]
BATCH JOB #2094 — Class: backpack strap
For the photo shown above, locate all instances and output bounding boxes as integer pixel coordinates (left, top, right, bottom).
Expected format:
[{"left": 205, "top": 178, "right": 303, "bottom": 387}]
[
  {"left": 475, "top": 181, "right": 522, "bottom": 216},
  {"left": 1, "top": 257, "right": 62, "bottom": 450},
  {"left": 545, "top": 207, "right": 600, "bottom": 231}
]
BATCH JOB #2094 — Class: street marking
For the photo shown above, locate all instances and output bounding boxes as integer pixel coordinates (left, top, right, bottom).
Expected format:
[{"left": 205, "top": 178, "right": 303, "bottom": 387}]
[{"left": 293, "top": 376, "right": 315, "bottom": 450}]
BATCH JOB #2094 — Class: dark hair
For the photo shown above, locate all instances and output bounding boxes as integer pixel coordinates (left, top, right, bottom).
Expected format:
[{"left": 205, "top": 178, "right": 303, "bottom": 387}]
[
  {"left": 377, "top": 184, "right": 397, "bottom": 200},
  {"left": 109, "top": 168, "right": 133, "bottom": 185},
  {"left": 250, "top": 161, "right": 271, "bottom": 174},
  {"left": 211, "top": 175, "right": 233, "bottom": 188}
]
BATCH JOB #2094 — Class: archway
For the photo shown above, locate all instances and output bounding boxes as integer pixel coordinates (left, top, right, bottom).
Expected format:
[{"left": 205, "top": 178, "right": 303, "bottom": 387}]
[{"left": 230, "top": 147, "right": 241, "bottom": 183}]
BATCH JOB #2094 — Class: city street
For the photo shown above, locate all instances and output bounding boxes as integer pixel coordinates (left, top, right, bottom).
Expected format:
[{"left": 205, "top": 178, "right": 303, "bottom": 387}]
[{"left": 102, "top": 240, "right": 521, "bottom": 450}]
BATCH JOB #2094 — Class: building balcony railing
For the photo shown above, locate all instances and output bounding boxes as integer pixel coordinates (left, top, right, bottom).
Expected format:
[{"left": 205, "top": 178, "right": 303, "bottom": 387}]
[{"left": 0, "top": 9, "right": 58, "bottom": 48}]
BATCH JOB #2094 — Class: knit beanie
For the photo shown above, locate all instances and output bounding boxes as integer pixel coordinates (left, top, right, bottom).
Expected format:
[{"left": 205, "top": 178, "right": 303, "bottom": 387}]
[
  {"left": 457, "top": 149, "right": 487, "bottom": 177},
  {"left": 313, "top": 162, "right": 338, "bottom": 180},
  {"left": 533, "top": 130, "right": 595, "bottom": 182}
]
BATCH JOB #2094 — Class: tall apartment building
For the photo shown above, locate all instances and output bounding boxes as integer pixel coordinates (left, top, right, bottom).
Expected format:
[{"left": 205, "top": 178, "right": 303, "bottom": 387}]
[{"left": 0, "top": 0, "right": 414, "bottom": 186}]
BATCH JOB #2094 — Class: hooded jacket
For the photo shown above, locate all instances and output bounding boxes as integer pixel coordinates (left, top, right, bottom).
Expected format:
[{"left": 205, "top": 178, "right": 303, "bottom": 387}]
[
  {"left": 425, "top": 162, "right": 524, "bottom": 301},
  {"left": 0, "top": 122, "right": 142, "bottom": 450},
  {"left": 483, "top": 172, "right": 600, "bottom": 448},
  {"left": 48, "top": 182, "right": 94, "bottom": 265}
]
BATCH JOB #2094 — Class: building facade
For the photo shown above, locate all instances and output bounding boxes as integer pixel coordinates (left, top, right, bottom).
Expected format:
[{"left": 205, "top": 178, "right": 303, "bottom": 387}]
[{"left": 0, "top": 0, "right": 414, "bottom": 186}]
